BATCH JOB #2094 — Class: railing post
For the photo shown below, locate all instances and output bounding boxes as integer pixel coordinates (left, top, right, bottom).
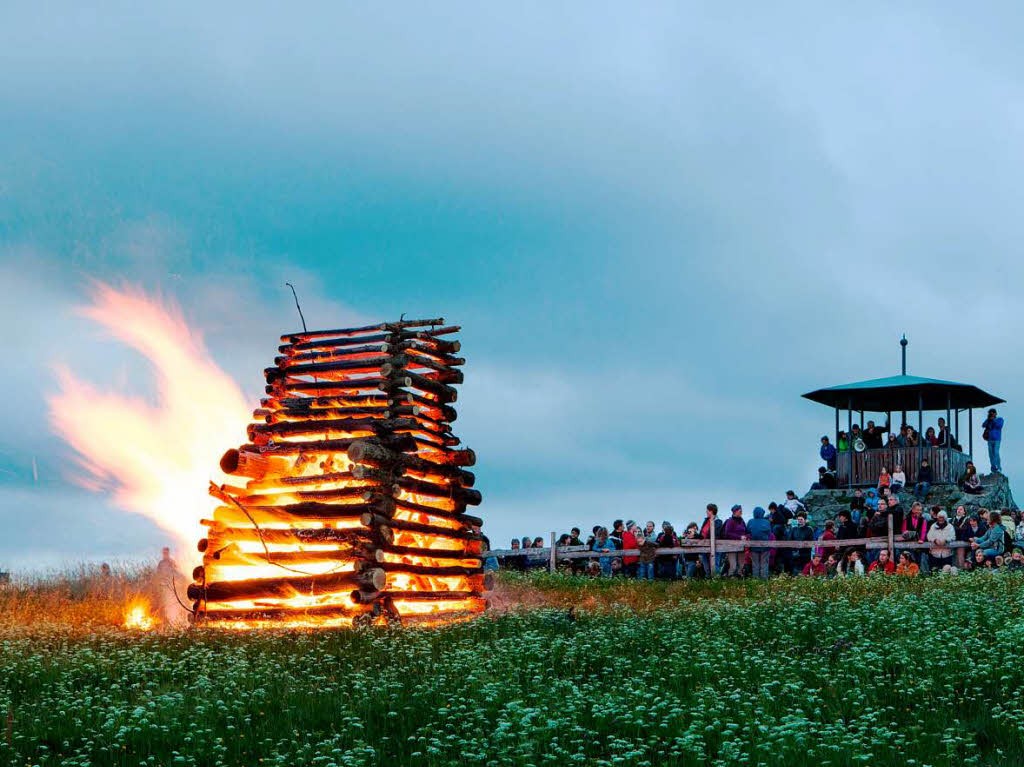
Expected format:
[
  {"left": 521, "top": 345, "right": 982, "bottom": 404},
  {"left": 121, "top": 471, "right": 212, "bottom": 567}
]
[
  {"left": 887, "top": 513, "right": 895, "bottom": 563},
  {"left": 709, "top": 521, "right": 717, "bottom": 578},
  {"left": 549, "top": 531, "right": 556, "bottom": 573}
]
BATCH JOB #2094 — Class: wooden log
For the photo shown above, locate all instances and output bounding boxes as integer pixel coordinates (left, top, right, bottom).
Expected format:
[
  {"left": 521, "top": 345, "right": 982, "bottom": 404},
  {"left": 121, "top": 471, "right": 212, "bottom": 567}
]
[
  {"left": 203, "top": 547, "right": 383, "bottom": 567},
  {"left": 236, "top": 434, "right": 418, "bottom": 456},
  {"left": 360, "top": 513, "right": 478, "bottom": 540},
  {"left": 229, "top": 485, "right": 379, "bottom": 506},
  {"left": 281, "top": 318, "right": 445, "bottom": 342},
  {"left": 282, "top": 330, "right": 460, "bottom": 357},
  {"left": 402, "top": 351, "right": 466, "bottom": 370},
  {"left": 380, "top": 540, "right": 483, "bottom": 558},
  {"left": 265, "top": 405, "right": 420, "bottom": 424},
  {"left": 373, "top": 561, "right": 481, "bottom": 577},
  {"left": 393, "top": 477, "right": 482, "bottom": 506},
  {"left": 207, "top": 500, "right": 390, "bottom": 525},
  {"left": 273, "top": 395, "right": 392, "bottom": 410},
  {"left": 274, "top": 344, "right": 391, "bottom": 366},
  {"left": 188, "top": 568, "right": 386, "bottom": 602},
  {"left": 248, "top": 417, "right": 417, "bottom": 440},
  {"left": 201, "top": 605, "right": 368, "bottom": 622},
  {"left": 267, "top": 378, "right": 394, "bottom": 396},
  {"left": 200, "top": 526, "right": 378, "bottom": 548},
  {"left": 385, "top": 371, "right": 458, "bottom": 401},
  {"left": 244, "top": 470, "right": 356, "bottom": 491},
  {"left": 347, "top": 440, "right": 475, "bottom": 482},
  {"left": 265, "top": 355, "right": 406, "bottom": 383},
  {"left": 190, "top": 569, "right": 385, "bottom": 606},
  {"left": 219, "top": 449, "right": 293, "bottom": 479},
  {"left": 416, "top": 447, "right": 477, "bottom": 467},
  {"left": 350, "top": 589, "right": 486, "bottom": 604}
]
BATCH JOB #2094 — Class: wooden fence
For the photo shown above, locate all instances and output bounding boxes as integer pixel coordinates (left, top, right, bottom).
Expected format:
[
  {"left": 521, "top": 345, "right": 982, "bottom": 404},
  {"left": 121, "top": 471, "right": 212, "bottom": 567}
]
[
  {"left": 836, "top": 445, "right": 970, "bottom": 487},
  {"left": 484, "top": 520, "right": 975, "bottom": 573}
]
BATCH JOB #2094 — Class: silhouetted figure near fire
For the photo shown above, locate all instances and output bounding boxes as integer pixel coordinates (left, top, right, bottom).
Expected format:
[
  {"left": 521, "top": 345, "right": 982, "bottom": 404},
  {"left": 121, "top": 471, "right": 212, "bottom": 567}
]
[{"left": 154, "top": 547, "right": 188, "bottom": 628}]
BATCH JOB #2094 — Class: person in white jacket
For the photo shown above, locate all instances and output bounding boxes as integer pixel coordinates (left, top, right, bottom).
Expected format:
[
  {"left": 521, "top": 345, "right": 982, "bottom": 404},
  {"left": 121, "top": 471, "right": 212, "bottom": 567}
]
[{"left": 927, "top": 510, "right": 956, "bottom": 571}]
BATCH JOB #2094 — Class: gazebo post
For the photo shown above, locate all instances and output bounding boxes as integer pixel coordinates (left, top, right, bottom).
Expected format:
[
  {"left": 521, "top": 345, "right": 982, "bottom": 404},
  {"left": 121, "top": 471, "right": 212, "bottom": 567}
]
[
  {"left": 946, "top": 392, "right": 951, "bottom": 447},
  {"left": 860, "top": 411, "right": 864, "bottom": 429},
  {"left": 969, "top": 408, "right": 973, "bottom": 458},
  {"left": 918, "top": 391, "right": 923, "bottom": 441},
  {"left": 847, "top": 398, "right": 853, "bottom": 488},
  {"left": 955, "top": 408, "right": 960, "bottom": 449},
  {"left": 834, "top": 406, "right": 839, "bottom": 446}
]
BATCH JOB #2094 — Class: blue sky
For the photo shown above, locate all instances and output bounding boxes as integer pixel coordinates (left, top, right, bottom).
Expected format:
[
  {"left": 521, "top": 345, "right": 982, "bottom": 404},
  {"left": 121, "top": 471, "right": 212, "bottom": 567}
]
[{"left": 1, "top": 3, "right": 1023, "bottom": 568}]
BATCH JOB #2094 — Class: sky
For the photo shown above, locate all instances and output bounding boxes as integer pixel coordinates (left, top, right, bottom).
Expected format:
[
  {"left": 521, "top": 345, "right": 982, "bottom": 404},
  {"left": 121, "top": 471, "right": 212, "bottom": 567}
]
[{"left": 1, "top": 2, "right": 1023, "bottom": 569}]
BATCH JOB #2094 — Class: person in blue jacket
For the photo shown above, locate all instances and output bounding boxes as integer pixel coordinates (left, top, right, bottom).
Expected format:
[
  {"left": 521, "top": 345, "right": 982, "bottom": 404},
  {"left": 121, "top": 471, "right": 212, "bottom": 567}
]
[
  {"left": 746, "top": 506, "right": 773, "bottom": 579},
  {"left": 820, "top": 436, "right": 837, "bottom": 471},
  {"left": 982, "top": 408, "right": 1004, "bottom": 474}
]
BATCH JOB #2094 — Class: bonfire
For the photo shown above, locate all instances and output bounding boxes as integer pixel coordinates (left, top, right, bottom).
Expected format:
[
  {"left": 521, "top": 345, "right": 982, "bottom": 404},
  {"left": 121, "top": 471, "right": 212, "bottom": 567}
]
[{"left": 188, "top": 317, "right": 489, "bottom": 628}]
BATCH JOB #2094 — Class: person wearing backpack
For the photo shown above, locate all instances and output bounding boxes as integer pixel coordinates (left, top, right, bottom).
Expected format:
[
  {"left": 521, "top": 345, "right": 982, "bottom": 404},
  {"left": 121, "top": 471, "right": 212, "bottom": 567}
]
[
  {"left": 982, "top": 408, "right": 1004, "bottom": 474},
  {"left": 746, "top": 506, "right": 773, "bottom": 579}
]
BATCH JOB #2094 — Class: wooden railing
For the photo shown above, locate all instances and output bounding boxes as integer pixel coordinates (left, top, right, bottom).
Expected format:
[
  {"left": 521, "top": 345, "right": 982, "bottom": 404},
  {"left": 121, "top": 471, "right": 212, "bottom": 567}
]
[
  {"left": 484, "top": 519, "right": 974, "bottom": 573},
  {"left": 836, "top": 445, "right": 970, "bottom": 487}
]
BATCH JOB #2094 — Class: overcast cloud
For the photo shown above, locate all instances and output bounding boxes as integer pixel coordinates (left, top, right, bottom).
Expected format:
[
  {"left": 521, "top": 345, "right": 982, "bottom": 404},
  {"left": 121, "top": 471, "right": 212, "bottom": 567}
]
[{"left": 1, "top": 3, "right": 1022, "bottom": 568}]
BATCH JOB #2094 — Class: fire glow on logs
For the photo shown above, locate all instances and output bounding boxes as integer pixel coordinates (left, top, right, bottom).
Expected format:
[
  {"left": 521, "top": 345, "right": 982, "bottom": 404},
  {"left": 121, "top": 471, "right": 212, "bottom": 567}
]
[{"left": 189, "top": 318, "right": 489, "bottom": 628}]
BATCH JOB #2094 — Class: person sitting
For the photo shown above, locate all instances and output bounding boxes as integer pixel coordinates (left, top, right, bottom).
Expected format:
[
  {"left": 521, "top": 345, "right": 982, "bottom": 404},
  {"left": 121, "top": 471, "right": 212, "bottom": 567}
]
[
  {"left": 820, "top": 436, "right": 837, "bottom": 471},
  {"left": 959, "top": 462, "right": 983, "bottom": 495},
  {"left": 814, "top": 466, "right": 837, "bottom": 490},
  {"left": 890, "top": 465, "right": 906, "bottom": 493},
  {"left": 843, "top": 549, "right": 866, "bottom": 576},
  {"left": 877, "top": 466, "right": 891, "bottom": 491},
  {"left": 914, "top": 459, "right": 933, "bottom": 501},
  {"left": 973, "top": 548, "right": 992, "bottom": 570},
  {"left": 896, "top": 550, "right": 920, "bottom": 576},
  {"left": 863, "top": 488, "right": 879, "bottom": 515},
  {"left": 783, "top": 490, "right": 805, "bottom": 515},
  {"left": 801, "top": 553, "right": 827, "bottom": 576},
  {"left": 868, "top": 549, "right": 895, "bottom": 574},
  {"left": 1005, "top": 548, "right": 1024, "bottom": 572},
  {"left": 849, "top": 489, "right": 866, "bottom": 522},
  {"left": 824, "top": 553, "right": 841, "bottom": 578},
  {"left": 970, "top": 511, "right": 1006, "bottom": 560}
]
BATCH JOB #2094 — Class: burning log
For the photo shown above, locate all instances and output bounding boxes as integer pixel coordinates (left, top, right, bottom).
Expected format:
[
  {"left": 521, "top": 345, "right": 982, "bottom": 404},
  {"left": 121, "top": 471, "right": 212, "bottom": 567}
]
[
  {"left": 193, "top": 316, "right": 485, "bottom": 629},
  {"left": 187, "top": 567, "right": 386, "bottom": 602}
]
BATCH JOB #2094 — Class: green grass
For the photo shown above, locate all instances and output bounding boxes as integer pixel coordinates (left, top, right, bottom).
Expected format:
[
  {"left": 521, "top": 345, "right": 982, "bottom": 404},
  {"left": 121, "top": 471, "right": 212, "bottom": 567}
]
[{"left": 3, "top": 572, "right": 1024, "bottom": 766}]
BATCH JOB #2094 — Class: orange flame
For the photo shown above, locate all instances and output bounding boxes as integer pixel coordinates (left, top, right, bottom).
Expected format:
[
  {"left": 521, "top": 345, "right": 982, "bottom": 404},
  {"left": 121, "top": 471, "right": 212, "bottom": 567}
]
[
  {"left": 123, "top": 598, "right": 156, "bottom": 630},
  {"left": 47, "top": 283, "right": 251, "bottom": 567}
]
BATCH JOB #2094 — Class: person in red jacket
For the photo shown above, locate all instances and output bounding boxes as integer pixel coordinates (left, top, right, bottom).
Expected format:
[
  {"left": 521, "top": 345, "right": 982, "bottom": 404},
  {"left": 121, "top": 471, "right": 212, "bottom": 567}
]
[
  {"left": 801, "top": 553, "right": 827, "bottom": 576},
  {"left": 868, "top": 548, "right": 896, "bottom": 574},
  {"left": 621, "top": 521, "right": 639, "bottom": 578}
]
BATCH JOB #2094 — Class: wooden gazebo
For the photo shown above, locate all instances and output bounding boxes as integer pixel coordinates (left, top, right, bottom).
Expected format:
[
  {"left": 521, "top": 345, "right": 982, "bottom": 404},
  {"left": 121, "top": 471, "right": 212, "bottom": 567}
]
[{"left": 802, "top": 339, "right": 1004, "bottom": 488}]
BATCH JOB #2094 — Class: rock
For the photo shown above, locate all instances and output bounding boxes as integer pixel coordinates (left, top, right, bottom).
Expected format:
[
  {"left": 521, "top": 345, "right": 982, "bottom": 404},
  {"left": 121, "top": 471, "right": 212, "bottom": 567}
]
[{"left": 798, "top": 473, "right": 1018, "bottom": 525}]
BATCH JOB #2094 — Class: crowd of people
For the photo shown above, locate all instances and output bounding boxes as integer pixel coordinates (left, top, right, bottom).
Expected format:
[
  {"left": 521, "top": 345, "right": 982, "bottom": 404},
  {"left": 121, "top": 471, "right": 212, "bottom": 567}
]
[
  {"left": 816, "top": 408, "right": 1005, "bottom": 487},
  {"left": 497, "top": 496, "right": 1024, "bottom": 579}
]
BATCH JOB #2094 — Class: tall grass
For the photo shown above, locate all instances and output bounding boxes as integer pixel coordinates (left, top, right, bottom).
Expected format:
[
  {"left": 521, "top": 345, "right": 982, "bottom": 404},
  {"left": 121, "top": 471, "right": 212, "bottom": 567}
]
[{"left": 2, "top": 571, "right": 1024, "bottom": 766}]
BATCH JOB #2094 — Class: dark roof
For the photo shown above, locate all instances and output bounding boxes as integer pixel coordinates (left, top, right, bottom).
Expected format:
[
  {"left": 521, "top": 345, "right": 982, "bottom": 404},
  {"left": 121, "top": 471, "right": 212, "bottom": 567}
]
[{"left": 802, "top": 374, "right": 1004, "bottom": 411}]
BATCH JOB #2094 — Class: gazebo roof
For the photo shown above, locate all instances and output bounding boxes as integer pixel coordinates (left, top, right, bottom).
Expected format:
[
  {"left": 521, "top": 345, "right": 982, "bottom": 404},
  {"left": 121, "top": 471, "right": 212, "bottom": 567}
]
[{"left": 802, "top": 374, "right": 1004, "bottom": 412}]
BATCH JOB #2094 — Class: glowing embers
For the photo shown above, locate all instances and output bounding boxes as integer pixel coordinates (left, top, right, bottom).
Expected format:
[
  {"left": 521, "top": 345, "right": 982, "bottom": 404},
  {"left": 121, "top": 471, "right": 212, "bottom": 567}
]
[{"left": 191, "top": 318, "right": 488, "bottom": 628}]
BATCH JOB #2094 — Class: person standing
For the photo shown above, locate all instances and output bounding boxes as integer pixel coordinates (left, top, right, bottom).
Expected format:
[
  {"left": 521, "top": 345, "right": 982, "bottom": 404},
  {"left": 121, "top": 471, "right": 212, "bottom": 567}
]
[
  {"left": 155, "top": 547, "right": 187, "bottom": 628},
  {"left": 721, "top": 505, "right": 748, "bottom": 577},
  {"left": 655, "top": 523, "right": 679, "bottom": 579},
  {"left": 699, "top": 503, "right": 724, "bottom": 576},
  {"left": 786, "top": 512, "right": 815, "bottom": 575},
  {"left": 746, "top": 506, "right": 772, "bottom": 579},
  {"left": 982, "top": 408, "right": 1004, "bottom": 474},
  {"left": 820, "top": 436, "right": 837, "bottom": 471},
  {"left": 621, "top": 522, "right": 639, "bottom": 578},
  {"left": 926, "top": 510, "right": 956, "bottom": 571}
]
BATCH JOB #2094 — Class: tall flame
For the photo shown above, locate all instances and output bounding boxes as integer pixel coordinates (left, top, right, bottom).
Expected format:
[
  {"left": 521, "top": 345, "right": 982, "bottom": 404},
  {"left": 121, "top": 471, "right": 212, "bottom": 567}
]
[{"left": 47, "top": 283, "right": 250, "bottom": 567}]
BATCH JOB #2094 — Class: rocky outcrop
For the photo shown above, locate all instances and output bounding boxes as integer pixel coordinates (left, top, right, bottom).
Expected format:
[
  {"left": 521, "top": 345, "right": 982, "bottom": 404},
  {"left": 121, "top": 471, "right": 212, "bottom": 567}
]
[{"left": 799, "top": 473, "right": 1017, "bottom": 525}]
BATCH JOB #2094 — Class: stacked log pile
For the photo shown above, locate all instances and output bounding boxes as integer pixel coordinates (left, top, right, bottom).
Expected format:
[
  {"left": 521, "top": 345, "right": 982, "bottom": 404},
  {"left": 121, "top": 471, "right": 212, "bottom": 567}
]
[{"left": 190, "top": 317, "right": 488, "bottom": 628}]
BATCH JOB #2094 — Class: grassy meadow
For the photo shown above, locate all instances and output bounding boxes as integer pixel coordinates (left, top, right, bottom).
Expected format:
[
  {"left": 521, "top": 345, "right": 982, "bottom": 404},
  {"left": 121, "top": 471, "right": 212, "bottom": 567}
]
[{"left": 2, "top": 571, "right": 1024, "bottom": 766}]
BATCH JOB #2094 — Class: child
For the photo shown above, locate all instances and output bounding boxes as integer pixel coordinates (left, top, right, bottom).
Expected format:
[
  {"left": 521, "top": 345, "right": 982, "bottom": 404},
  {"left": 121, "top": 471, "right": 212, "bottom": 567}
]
[
  {"left": 890, "top": 465, "right": 906, "bottom": 492},
  {"left": 877, "top": 467, "right": 891, "bottom": 490}
]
